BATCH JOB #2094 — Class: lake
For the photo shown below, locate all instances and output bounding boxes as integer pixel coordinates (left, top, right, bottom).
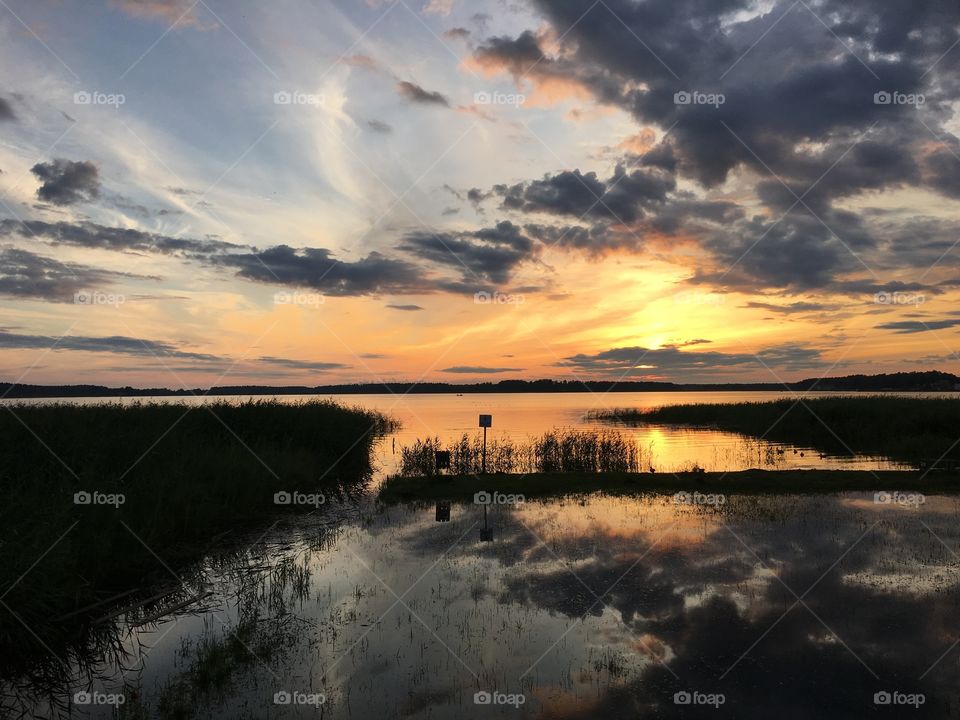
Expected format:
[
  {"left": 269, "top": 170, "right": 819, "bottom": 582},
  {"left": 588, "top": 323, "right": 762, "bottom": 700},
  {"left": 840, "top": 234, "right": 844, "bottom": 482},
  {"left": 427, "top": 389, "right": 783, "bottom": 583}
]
[
  {"left": 5, "top": 391, "right": 950, "bottom": 718},
  {"left": 16, "top": 490, "right": 958, "bottom": 718},
  {"left": 5, "top": 390, "right": 931, "bottom": 472}
]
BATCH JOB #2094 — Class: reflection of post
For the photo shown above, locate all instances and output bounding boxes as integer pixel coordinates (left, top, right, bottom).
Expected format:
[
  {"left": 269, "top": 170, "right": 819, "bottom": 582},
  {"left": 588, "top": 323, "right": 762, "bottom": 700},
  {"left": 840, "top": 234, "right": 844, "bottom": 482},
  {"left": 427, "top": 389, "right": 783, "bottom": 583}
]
[{"left": 480, "top": 503, "right": 493, "bottom": 542}]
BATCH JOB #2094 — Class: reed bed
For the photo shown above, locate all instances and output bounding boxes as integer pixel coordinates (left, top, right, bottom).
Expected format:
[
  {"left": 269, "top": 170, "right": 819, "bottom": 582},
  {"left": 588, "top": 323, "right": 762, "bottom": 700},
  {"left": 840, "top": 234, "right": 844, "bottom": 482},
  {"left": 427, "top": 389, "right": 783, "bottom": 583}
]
[
  {"left": 591, "top": 395, "right": 960, "bottom": 464},
  {"left": 0, "top": 399, "right": 392, "bottom": 663},
  {"left": 398, "top": 428, "right": 640, "bottom": 476}
]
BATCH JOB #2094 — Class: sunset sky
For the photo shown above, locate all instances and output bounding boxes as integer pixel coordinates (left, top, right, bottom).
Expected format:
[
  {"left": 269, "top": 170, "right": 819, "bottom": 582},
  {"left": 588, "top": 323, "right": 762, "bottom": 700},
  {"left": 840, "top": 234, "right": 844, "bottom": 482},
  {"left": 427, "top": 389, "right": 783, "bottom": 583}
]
[{"left": 2, "top": 0, "right": 960, "bottom": 386}]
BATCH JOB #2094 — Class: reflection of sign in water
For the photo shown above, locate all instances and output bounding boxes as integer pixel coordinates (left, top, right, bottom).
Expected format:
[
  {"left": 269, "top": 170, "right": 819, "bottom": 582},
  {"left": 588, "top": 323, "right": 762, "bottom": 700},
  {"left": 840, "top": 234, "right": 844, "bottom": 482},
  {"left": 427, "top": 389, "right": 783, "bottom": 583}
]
[
  {"left": 480, "top": 503, "right": 493, "bottom": 541},
  {"left": 436, "top": 501, "right": 450, "bottom": 522}
]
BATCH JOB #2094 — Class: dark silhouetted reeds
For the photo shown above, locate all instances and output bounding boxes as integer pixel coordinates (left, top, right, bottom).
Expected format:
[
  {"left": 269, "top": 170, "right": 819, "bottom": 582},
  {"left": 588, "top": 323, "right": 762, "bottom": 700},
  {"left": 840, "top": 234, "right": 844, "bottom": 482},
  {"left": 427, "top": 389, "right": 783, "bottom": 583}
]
[
  {"left": 592, "top": 396, "right": 960, "bottom": 464},
  {"left": 398, "top": 429, "right": 639, "bottom": 476},
  {"left": 0, "top": 399, "right": 392, "bottom": 664}
]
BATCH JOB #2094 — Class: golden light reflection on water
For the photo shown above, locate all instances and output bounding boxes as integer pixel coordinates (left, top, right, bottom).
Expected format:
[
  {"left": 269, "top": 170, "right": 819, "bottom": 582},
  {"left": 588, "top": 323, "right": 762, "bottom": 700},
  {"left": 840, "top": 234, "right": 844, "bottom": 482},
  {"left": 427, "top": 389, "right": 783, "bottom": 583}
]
[{"left": 43, "top": 491, "right": 960, "bottom": 719}]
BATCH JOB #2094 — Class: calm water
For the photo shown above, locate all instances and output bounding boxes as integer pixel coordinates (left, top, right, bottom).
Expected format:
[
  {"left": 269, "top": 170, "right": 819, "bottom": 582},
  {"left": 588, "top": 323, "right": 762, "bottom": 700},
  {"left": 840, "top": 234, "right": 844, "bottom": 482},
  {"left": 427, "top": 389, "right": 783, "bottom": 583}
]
[
  {"left": 27, "top": 491, "right": 960, "bottom": 719},
  {"left": 5, "top": 392, "right": 957, "bottom": 718},
  {"left": 5, "top": 391, "right": 928, "bottom": 471}
]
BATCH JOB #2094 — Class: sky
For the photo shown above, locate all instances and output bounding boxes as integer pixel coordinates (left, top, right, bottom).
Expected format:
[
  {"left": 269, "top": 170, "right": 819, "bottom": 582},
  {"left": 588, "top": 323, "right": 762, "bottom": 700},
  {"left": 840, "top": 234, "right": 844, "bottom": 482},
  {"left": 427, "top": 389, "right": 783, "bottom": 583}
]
[{"left": 1, "top": 0, "right": 960, "bottom": 387}]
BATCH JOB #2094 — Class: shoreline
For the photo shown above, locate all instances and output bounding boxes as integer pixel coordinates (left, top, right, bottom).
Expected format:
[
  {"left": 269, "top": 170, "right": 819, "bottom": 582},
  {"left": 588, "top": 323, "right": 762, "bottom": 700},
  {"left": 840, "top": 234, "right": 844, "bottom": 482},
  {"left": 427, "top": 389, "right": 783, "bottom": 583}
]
[{"left": 377, "top": 469, "right": 960, "bottom": 503}]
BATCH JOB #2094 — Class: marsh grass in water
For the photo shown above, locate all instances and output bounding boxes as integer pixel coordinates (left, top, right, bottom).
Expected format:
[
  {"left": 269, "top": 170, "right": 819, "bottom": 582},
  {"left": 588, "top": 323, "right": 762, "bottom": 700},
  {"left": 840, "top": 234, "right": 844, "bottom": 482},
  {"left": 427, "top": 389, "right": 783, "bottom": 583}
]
[
  {"left": 0, "top": 400, "right": 392, "bottom": 671},
  {"left": 398, "top": 429, "right": 640, "bottom": 476},
  {"left": 591, "top": 396, "right": 960, "bottom": 465}
]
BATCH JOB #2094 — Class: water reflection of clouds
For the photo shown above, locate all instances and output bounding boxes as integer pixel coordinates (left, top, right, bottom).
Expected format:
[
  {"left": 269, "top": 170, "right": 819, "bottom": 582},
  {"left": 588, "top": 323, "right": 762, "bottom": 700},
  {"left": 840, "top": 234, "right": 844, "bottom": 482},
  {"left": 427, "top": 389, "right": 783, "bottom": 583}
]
[
  {"left": 372, "top": 493, "right": 960, "bottom": 718},
  {"left": 57, "top": 493, "right": 960, "bottom": 719}
]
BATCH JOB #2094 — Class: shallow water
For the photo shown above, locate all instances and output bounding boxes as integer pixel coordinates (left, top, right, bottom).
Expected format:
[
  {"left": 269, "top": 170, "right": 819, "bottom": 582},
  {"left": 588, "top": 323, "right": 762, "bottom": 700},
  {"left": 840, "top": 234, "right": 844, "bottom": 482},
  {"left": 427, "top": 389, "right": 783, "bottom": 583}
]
[
  {"left": 6, "top": 390, "right": 932, "bottom": 471},
  {"left": 29, "top": 488, "right": 960, "bottom": 719}
]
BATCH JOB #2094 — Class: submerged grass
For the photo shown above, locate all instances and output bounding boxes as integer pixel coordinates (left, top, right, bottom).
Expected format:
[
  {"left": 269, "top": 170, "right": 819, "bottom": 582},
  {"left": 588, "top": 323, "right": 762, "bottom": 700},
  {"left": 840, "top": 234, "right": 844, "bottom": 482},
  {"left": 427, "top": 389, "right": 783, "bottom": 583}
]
[
  {"left": 0, "top": 399, "right": 392, "bottom": 664},
  {"left": 398, "top": 429, "right": 640, "bottom": 476},
  {"left": 591, "top": 396, "right": 960, "bottom": 465}
]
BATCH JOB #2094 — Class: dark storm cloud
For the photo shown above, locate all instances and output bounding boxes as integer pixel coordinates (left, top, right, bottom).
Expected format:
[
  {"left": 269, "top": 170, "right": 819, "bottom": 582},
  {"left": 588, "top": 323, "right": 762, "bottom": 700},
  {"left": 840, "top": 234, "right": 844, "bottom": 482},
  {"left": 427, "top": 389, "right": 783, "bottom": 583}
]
[
  {"left": 647, "top": 197, "right": 744, "bottom": 234},
  {"left": 441, "top": 366, "right": 523, "bottom": 374},
  {"left": 559, "top": 343, "right": 824, "bottom": 378},
  {"left": 218, "top": 245, "right": 431, "bottom": 296},
  {"left": 0, "top": 329, "right": 220, "bottom": 361},
  {"left": 396, "top": 81, "right": 450, "bottom": 106},
  {"left": 0, "top": 96, "right": 15, "bottom": 121},
  {"left": 0, "top": 217, "right": 520, "bottom": 298},
  {"left": 523, "top": 221, "right": 632, "bottom": 253},
  {"left": 31, "top": 159, "right": 101, "bottom": 205},
  {"left": 256, "top": 356, "right": 349, "bottom": 370},
  {"left": 692, "top": 209, "right": 875, "bottom": 290},
  {"left": 473, "top": 30, "right": 545, "bottom": 75},
  {"left": 0, "top": 219, "right": 237, "bottom": 256},
  {"left": 875, "top": 319, "right": 960, "bottom": 334},
  {"left": 495, "top": 164, "right": 675, "bottom": 223},
  {"left": 0, "top": 247, "right": 155, "bottom": 302},
  {"left": 398, "top": 220, "right": 535, "bottom": 284},
  {"left": 471, "top": 0, "right": 960, "bottom": 289},
  {"left": 524, "top": 0, "right": 946, "bottom": 189}
]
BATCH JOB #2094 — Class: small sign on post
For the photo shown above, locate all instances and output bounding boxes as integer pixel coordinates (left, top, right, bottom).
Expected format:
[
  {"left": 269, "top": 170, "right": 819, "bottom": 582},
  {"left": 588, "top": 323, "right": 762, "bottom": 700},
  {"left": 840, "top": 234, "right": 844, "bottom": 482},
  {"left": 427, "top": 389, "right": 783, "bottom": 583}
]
[
  {"left": 435, "top": 450, "right": 451, "bottom": 473},
  {"left": 479, "top": 415, "right": 492, "bottom": 473}
]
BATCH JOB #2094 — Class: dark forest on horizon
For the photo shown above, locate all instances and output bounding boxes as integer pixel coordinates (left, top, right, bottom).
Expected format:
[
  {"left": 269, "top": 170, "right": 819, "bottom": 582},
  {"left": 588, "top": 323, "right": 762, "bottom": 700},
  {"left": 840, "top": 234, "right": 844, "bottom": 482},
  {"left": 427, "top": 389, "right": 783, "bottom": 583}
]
[{"left": 1, "top": 371, "right": 957, "bottom": 398}]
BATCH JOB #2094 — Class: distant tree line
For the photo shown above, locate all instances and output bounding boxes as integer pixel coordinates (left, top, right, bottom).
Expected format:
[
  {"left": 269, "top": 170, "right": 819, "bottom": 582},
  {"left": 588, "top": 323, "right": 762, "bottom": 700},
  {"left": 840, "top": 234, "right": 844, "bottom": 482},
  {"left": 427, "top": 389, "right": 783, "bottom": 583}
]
[{"left": 1, "top": 371, "right": 957, "bottom": 398}]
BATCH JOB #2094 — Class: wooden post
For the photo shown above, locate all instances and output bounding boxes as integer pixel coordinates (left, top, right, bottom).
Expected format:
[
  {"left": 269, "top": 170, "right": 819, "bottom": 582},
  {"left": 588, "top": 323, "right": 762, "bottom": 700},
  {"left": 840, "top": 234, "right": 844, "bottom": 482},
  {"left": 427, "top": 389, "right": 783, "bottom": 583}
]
[
  {"left": 478, "top": 414, "right": 492, "bottom": 474},
  {"left": 482, "top": 425, "right": 487, "bottom": 474}
]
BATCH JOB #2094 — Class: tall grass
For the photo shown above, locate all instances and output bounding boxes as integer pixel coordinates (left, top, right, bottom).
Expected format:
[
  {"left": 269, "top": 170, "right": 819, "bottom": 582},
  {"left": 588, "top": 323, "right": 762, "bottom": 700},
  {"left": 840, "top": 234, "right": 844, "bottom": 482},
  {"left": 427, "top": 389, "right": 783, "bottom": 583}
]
[
  {"left": 0, "top": 400, "right": 392, "bottom": 664},
  {"left": 398, "top": 429, "right": 640, "bottom": 476},
  {"left": 592, "top": 396, "right": 960, "bottom": 464}
]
